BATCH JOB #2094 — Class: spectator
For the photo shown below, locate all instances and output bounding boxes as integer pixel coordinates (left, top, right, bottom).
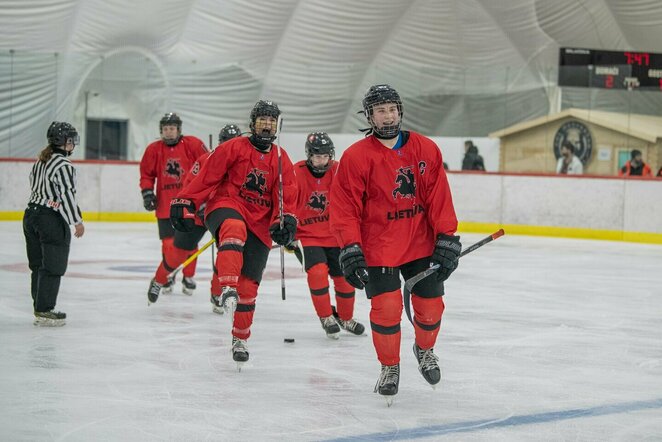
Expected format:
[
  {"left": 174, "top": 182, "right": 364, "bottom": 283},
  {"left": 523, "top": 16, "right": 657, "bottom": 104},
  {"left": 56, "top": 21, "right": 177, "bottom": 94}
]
[
  {"left": 556, "top": 141, "right": 583, "bottom": 175},
  {"left": 461, "top": 140, "right": 485, "bottom": 171},
  {"left": 657, "top": 166, "right": 662, "bottom": 178},
  {"left": 619, "top": 149, "right": 652, "bottom": 177}
]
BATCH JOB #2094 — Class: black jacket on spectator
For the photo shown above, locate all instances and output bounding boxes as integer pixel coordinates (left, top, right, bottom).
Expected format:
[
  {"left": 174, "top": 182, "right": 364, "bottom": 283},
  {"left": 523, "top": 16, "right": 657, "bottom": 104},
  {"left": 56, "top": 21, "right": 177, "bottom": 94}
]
[{"left": 462, "top": 146, "right": 485, "bottom": 171}]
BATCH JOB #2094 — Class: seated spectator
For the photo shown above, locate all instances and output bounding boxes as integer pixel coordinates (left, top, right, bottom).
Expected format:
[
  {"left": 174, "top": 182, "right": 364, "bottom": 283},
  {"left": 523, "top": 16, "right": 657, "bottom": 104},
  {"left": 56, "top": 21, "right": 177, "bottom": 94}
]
[
  {"left": 556, "top": 141, "right": 583, "bottom": 175},
  {"left": 619, "top": 150, "right": 652, "bottom": 177},
  {"left": 657, "top": 166, "right": 662, "bottom": 178},
  {"left": 461, "top": 140, "right": 485, "bottom": 171}
]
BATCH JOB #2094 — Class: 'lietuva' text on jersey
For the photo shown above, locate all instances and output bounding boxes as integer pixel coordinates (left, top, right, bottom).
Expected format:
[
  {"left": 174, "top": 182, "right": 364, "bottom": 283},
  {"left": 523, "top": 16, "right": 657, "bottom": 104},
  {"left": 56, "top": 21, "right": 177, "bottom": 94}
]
[
  {"left": 139, "top": 135, "right": 208, "bottom": 219},
  {"left": 330, "top": 131, "right": 457, "bottom": 267},
  {"left": 293, "top": 160, "right": 339, "bottom": 248}
]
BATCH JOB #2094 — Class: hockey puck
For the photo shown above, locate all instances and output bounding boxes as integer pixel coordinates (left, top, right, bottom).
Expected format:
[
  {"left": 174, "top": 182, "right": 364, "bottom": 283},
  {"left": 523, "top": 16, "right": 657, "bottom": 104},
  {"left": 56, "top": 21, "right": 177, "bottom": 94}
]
[{"left": 284, "top": 338, "right": 295, "bottom": 343}]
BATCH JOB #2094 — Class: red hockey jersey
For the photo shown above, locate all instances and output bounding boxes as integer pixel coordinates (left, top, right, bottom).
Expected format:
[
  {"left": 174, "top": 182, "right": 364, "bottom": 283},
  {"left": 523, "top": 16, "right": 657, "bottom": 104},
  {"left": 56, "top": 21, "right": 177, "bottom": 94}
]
[
  {"left": 293, "top": 160, "right": 340, "bottom": 248},
  {"left": 330, "top": 132, "right": 458, "bottom": 267},
  {"left": 139, "top": 135, "right": 208, "bottom": 219},
  {"left": 177, "top": 137, "right": 298, "bottom": 248}
]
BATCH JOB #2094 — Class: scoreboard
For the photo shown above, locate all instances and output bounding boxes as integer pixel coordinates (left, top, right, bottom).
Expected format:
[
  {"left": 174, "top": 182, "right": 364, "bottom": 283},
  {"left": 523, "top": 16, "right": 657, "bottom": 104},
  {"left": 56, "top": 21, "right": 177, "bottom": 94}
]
[{"left": 558, "top": 47, "right": 662, "bottom": 91}]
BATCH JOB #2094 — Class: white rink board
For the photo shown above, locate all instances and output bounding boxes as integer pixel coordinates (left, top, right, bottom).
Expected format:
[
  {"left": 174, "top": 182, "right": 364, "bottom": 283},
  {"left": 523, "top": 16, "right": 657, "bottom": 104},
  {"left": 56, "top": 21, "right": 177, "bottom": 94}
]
[{"left": 1, "top": 160, "right": 661, "bottom": 235}]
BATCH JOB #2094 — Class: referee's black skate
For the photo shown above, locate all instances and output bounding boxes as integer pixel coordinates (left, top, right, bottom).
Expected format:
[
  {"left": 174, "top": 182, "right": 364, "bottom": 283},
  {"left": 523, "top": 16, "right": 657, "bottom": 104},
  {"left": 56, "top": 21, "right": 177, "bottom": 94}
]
[
  {"left": 232, "top": 337, "right": 249, "bottom": 371},
  {"left": 374, "top": 364, "right": 399, "bottom": 407},
  {"left": 34, "top": 310, "right": 66, "bottom": 327},
  {"left": 147, "top": 278, "right": 162, "bottom": 305},
  {"left": 413, "top": 343, "right": 441, "bottom": 388}
]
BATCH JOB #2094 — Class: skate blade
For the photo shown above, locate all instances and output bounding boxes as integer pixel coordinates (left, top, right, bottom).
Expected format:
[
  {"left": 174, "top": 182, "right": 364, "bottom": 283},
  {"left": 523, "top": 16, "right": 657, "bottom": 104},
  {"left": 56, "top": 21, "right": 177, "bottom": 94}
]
[
  {"left": 182, "top": 287, "right": 194, "bottom": 296},
  {"left": 384, "top": 396, "right": 395, "bottom": 407},
  {"left": 212, "top": 306, "right": 225, "bottom": 315},
  {"left": 235, "top": 361, "right": 245, "bottom": 372},
  {"left": 223, "top": 299, "right": 237, "bottom": 316},
  {"left": 326, "top": 332, "right": 340, "bottom": 340},
  {"left": 162, "top": 287, "right": 173, "bottom": 295},
  {"left": 33, "top": 318, "right": 66, "bottom": 327}
]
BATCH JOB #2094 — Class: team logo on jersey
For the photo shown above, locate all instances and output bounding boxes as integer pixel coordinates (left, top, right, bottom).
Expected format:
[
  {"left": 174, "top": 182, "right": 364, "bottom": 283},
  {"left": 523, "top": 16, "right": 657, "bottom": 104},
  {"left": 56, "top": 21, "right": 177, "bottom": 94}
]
[
  {"left": 419, "top": 161, "right": 427, "bottom": 175},
  {"left": 392, "top": 166, "right": 416, "bottom": 200},
  {"left": 242, "top": 168, "right": 268, "bottom": 197},
  {"left": 165, "top": 158, "right": 182, "bottom": 182},
  {"left": 307, "top": 191, "right": 328, "bottom": 214}
]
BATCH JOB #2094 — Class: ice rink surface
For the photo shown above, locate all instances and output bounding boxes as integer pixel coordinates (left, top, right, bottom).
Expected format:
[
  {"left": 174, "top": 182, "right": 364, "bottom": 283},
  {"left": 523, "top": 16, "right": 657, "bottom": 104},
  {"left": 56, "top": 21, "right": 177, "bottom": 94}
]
[{"left": 0, "top": 221, "right": 661, "bottom": 441}]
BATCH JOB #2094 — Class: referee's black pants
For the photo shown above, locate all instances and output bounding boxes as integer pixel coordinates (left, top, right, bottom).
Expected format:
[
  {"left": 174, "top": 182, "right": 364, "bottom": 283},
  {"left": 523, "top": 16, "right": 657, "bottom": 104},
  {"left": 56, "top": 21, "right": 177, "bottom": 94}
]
[{"left": 23, "top": 205, "right": 71, "bottom": 313}]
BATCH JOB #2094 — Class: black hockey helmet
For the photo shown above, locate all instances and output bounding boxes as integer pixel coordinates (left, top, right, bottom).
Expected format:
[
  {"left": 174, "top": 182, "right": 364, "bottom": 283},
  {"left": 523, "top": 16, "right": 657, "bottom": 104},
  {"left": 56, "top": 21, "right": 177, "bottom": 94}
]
[
  {"left": 249, "top": 100, "right": 281, "bottom": 150},
  {"left": 362, "top": 84, "right": 403, "bottom": 139},
  {"left": 305, "top": 132, "right": 335, "bottom": 173},
  {"left": 218, "top": 124, "right": 242, "bottom": 144},
  {"left": 159, "top": 112, "right": 182, "bottom": 146},
  {"left": 47, "top": 121, "right": 79, "bottom": 147},
  {"left": 159, "top": 112, "right": 182, "bottom": 131}
]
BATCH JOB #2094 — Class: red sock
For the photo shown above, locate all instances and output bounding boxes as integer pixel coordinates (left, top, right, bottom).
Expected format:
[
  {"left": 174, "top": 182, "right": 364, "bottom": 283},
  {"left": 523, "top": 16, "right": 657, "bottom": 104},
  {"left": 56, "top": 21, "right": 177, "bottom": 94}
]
[
  {"left": 307, "top": 263, "right": 332, "bottom": 318},
  {"left": 411, "top": 294, "right": 444, "bottom": 350},
  {"left": 232, "top": 276, "right": 258, "bottom": 340},
  {"left": 370, "top": 290, "right": 402, "bottom": 366},
  {"left": 216, "top": 219, "right": 246, "bottom": 287},
  {"left": 331, "top": 275, "right": 355, "bottom": 320}
]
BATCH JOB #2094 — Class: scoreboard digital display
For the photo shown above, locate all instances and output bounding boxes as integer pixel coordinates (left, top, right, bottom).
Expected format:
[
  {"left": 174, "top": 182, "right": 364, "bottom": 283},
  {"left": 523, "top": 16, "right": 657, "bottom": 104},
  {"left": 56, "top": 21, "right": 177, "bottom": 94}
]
[{"left": 558, "top": 47, "right": 662, "bottom": 91}]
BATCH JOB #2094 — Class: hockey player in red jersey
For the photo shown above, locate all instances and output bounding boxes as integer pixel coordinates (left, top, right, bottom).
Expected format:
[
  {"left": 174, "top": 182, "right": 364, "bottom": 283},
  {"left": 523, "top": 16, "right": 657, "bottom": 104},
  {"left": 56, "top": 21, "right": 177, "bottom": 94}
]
[
  {"left": 140, "top": 113, "right": 208, "bottom": 302},
  {"left": 170, "top": 101, "right": 298, "bottom": 369},
  {"left": 291, "top": 132, "right": 365, "bottom": 339},
  {"left": 184, "top": 124, "right": 243, "bottom": 314},
  {"left": 329, "top": 85, "right": 461, "bottom": 405}
]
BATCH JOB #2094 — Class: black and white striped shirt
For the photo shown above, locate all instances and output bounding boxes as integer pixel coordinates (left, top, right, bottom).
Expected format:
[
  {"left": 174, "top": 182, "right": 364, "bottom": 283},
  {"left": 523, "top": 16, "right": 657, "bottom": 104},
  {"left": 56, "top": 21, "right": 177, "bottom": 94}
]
[{"left": 28, "top": 153, "right": 83, "bottom": 225}]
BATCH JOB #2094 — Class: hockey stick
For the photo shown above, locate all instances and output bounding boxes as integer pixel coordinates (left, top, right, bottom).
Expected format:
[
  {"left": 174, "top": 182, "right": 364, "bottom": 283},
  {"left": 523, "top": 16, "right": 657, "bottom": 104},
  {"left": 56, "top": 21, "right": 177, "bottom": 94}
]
[
  {"left": 275, "top": 115, "right": 286, "bottom": 300},
  {"left": 403, "top": 229, "right": 505, "bottom": 324},
  {"left": 167, "top": 237, "right": 215, "bottom": 280}
]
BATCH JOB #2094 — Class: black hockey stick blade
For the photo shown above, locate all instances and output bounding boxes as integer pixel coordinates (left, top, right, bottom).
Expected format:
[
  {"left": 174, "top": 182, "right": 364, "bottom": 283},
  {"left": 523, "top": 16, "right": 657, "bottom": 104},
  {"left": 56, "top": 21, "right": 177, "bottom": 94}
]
[{"left": 403, "top": 229, "right": 505, "bottom": 324}]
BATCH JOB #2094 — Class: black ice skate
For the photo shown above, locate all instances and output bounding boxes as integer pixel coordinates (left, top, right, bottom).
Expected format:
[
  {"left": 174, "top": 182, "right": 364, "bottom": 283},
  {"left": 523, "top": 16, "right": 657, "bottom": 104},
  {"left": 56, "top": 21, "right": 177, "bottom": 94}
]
[
  {"left": 331, "top": 305, "right": 365, "bottom": 335},
  {"left": 182, "top": 277, "right": 196, "bottom": 296},
  {"left": 337, "top": 318, "right": 365, "bottom": 335},
  {"left": 232, "top": 336, "right": 249, "bottom": 371},
  {"left": 374, "top": 364, "right": 400, "bottom": 407},
  {"left": 320, "top": 315, "right": 341, "bottom": 339},
  {"left": 33, "top": 310, "right": 66, "bottom": 327},
  {"left": 161, "top": 276, "right": 174, "bottom": 295},
  {"left": 413, "top": 343, "right": 441, "bottom": 388},
  {"left": 210, "top": 294, "right": 223, "bottom": 314},
  {"left": 147, "top": 278, "right": 162, "bottom": 305}
]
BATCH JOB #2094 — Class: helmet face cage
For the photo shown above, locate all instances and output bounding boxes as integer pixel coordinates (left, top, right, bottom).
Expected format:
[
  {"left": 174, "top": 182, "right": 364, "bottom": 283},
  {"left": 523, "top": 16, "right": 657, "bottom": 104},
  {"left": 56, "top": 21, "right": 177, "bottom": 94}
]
[
  {"left": 47, "top": 121, "right": 79, "bottom": 147},
  {"left": 362, "top": 84, "right": 403, "bottom": 139},
  {"left": 249, "top": 100, "right": 280, "bottom": 142},
  {"left": 305, "top": 132, "right": 335, "bottom": 173}
]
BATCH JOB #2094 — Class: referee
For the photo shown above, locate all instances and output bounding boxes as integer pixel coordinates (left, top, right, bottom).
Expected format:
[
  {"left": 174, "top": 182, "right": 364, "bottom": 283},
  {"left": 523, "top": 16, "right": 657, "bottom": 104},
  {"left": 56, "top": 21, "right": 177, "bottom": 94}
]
[{"left": 23, "top": 121, "right": 85, "bottom": 326}]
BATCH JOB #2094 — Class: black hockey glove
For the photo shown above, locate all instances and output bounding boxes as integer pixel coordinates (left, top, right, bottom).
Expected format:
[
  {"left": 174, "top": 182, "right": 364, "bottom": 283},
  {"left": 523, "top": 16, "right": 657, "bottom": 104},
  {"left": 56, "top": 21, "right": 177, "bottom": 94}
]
[
  {"left": 339, "top": 243, "right": 369, "bottom": 289},
  {"left": 141, "top": 189, "right": 157, "bottom": 211},
  {"left": 431, "top": 234, "right": 462, "bottom": 282},
  {"left": 170, "top": 198, "right": 196, "bottom": 232},
  {"left": 269, "top": 214, "right": 297, "bottom": 246}
]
